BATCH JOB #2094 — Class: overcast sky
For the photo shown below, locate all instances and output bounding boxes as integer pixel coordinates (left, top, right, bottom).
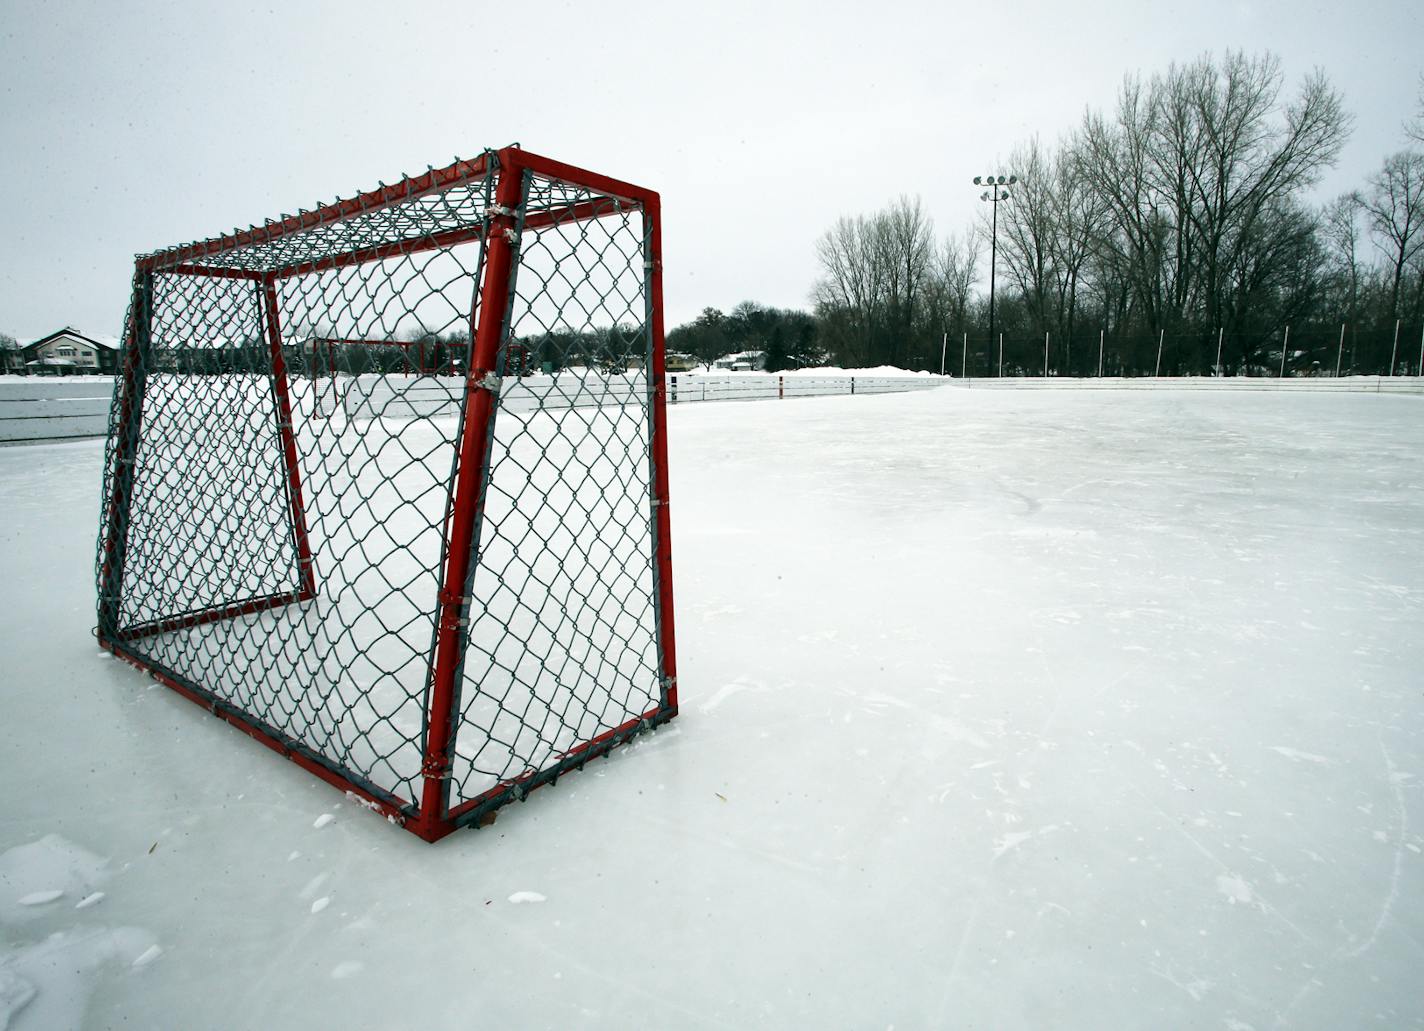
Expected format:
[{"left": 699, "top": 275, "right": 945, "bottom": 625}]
[{"left": 1, "top": 0, "right": 1420, "bottom": 340}]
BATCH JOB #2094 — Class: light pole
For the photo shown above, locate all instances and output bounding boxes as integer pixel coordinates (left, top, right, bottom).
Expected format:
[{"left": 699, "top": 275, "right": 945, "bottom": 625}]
[{"left": 975, "top": 173, "right": 1016, "bottom": 374}]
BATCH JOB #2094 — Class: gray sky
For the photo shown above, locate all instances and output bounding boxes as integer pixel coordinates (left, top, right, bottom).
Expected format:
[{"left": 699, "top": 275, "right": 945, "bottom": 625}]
[{"left": 1, "top": 0, "right": 1420, "bottom": 340}]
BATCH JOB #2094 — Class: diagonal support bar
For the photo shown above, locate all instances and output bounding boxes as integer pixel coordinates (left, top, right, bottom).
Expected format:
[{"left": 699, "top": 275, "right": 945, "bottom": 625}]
[
  {"left": 260, "top": 278, "right": 317, "bottom": 600},
  {"left": 415, "top": 160, "right": 526, "bottom": 841}
]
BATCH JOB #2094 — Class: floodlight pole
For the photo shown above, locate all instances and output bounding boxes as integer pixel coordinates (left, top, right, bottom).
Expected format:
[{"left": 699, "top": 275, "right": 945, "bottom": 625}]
[
  {"left": 1390, "top": 318, "right": 1400, "bottom": 375},
  {"left": 1215, "top": 327, "right": 1224, "bottom": 377},
  {"left": 1336, "top": 323, "right": 1345, "bottom": 378},
  {"left": 1098, "top": 328, "right": 1104, "bottom": 377},
  {"left": 941, "top": 331, "right": 947, "bottom": 376},
  {"left": 974, "top": 173, "right": 1016, "bottom": 375},
  {"left": 962, "top": 332, "right": 968, "bottom": 379},
  {"left": 1155, "top": 329, "right": 1164, "bottom": 377},
  {"left": 1279, "top": 324, "right": 1290, "bottom": 378}
]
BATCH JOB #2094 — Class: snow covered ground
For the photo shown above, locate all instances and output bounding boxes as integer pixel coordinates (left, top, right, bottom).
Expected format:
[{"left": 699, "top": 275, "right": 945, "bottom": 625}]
[{"left": 1, "top": 386, "right": 1422, "bottom": 1029}]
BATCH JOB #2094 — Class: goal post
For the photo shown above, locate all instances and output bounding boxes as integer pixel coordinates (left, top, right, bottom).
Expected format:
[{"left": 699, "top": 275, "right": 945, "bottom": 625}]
[{"left": 94, "top": 147, "right": 679, "bottom": 842}]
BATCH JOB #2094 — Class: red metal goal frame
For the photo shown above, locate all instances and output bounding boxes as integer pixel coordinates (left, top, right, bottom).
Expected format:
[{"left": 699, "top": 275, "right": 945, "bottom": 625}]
[{"left": 96, "top": 147, "right": 679, "bottom": 842}]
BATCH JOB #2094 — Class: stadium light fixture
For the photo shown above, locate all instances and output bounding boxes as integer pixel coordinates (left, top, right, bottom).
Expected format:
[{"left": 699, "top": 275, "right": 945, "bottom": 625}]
[{"left": 975, "top": 171, "right": 1017, "bottom": 372}]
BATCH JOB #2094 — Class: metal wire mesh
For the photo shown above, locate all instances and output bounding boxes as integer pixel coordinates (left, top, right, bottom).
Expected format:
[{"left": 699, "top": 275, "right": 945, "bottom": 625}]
[
  {"left": 450, "top": 176, "right": 662, "bottom": 808},
  {"left": 94, "top": 149, "right": 676, "bottom": 837}
]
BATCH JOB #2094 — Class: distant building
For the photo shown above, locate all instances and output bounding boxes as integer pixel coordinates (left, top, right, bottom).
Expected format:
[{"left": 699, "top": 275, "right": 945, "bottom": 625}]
[
  {"left": 12, "top": 328, "right": 120, "bottom": 375},
  {"left": 713, "top": 350, "right": 766, "bottom": 372},
  {"left": 665, "top": 352, "right": 698, "bottom": 372}
]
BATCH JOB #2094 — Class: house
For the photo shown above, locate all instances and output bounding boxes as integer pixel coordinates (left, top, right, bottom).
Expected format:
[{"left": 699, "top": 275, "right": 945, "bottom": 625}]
[
  {"left": 13, "top": 328, "right": 120, "bottom": 375},
  {"left": 713, "top": 350, "right": 767, "bottom": 372}
]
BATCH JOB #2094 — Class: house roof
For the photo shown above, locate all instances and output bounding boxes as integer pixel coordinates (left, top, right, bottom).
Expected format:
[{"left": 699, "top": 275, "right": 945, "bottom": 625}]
[{"left": 24, "top": 327, "right": 119, "bottom": 353}]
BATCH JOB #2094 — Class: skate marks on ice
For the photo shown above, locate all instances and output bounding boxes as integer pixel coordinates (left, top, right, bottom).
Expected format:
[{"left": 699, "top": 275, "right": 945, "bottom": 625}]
[
  {"left": 0, "top": 834, "right": 159, "bottom": 1031},
  {"left": 1276, "top": 738, "right": 1417, "bottom": 1028}
]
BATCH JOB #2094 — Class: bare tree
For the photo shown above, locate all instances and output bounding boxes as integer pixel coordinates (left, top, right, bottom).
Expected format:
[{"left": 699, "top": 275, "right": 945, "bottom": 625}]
[
  {"left": 936, "top": 230, "right": 982, "bottom": 334},
  {"left": 813, "top": 197, "right": 938, "bottom": 368},
  {"left": 1178, "top": 55, "right": 1348, "bottom": 338},
  {"left": 875, "top": 196, "right": 936, "bottom": 367},
  {"left": 1073, "top": 51, "right": 1349, "bottom": 372},
  {"left": 997, "top": 139, "right": 1056, "bottom": 337},
  {"left": 0, "top": 332, "right": 20, "bottom": 374},
  {"left": 1081, "top": 75, "right": 1175, "bottom": 336},
  {"left": 1359, "top": 150, "right": 1424, "bottom": 322},
  {"left": 813, "top": 214, "right": 881, "bottom": 366},
  {"left": 1321, "top": 193, "right": 1367, "bottom": 326},
  {"left": 1050, "top": 136, "right": 1112, "bottom": 370},
  {"left": 1406, "top": 77, "right": 1424, "bottom": 147}
]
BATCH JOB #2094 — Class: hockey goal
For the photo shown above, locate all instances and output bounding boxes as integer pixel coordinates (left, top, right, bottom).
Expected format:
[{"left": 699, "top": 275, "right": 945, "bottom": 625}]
[{"left": 95, "top": 147, "right": 678, "bottom": 841}]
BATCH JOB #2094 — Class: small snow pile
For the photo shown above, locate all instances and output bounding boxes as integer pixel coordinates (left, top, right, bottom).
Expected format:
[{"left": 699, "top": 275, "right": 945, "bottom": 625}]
[
  {"left": 779, "top": 364, "right": 938, "bottom": 378},
  {"left": 0, "top": 968, "right": 37, "bottom": 1030},
  {"left": 16, "top": 890, "right": 63, "bottom": 907},
  {"left": 1215, "top": 873, "right": 1254, "bottom": 906},
  {"left": 0, "top": 835, "right": 107, "bottom": 925}
]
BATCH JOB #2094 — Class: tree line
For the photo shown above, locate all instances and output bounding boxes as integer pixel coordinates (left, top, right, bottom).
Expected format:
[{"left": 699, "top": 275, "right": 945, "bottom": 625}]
[{"left": 670, "top": 52, "right": 1424, "bottom": 377}]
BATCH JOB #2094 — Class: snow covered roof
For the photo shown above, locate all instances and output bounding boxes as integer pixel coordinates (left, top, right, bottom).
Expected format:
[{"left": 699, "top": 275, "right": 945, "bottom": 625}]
[{"left": 24, "top": 327, "right": 120, "bottom": 351}]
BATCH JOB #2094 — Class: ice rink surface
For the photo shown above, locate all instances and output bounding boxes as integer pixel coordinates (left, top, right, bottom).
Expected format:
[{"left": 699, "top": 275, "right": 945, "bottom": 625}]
[{"left": 1, "top": 384, "right": 1421, "bottom": 1029}]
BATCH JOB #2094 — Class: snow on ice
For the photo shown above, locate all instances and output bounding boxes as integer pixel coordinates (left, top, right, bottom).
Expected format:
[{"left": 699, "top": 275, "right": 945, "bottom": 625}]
[{"left": 0, "top": 385, "right": 1422, "bottom": 1029}]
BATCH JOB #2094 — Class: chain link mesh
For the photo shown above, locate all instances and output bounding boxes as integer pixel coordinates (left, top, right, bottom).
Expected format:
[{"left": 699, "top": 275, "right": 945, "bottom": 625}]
[
  {"left": 450, "top": 175, "right": 662, "bottom": 808},
  {"left": 95, "top": 151, "right": 674, "bottom": 832}
]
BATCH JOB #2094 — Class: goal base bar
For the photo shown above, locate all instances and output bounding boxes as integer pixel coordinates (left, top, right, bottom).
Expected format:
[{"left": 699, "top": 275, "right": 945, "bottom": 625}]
[
  {"left": 97, "top": 634, "right": 676, "bottom": 843},
  {"left": 447, "top": 702, "right": 679, "bottom": 832},
  {"left": 113, "top": 587, "right": 314, "bottom": 641}
]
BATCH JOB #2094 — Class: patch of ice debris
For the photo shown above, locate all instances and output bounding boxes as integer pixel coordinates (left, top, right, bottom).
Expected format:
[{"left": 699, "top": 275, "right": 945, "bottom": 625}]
[
  {"left": 0, "top": 835, "right": 158, "bottom": 1030},
  {"left": 0, "top": 835, "right": 107, "bottom": 926}
]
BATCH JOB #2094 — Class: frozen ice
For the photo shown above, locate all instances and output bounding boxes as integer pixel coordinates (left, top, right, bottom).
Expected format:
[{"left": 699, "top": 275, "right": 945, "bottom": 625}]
[
  {"left": 0, "top": 927, "right": 157, "bottom": 1031},
  {"left": 507, "top": 892, "right": 547, "bottom": 905},
  {"left": 0, "top": 969, "right": 37, "bottom": 1030},
  {"left": 330, "top": 962, "right": 363, "bottom": 981},
  {"left": 1, "top": 386, "right": 1422, "bottom": 1028},
  {"left": 312, "top": 814, "right": 336, "bottom": 830}
]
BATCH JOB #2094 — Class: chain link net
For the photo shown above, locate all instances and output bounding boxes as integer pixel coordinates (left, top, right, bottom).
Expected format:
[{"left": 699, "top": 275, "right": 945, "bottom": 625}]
[
  {"left": 95, "top": 151, "right": 672, "bottom": 829},
  {"left": 450, "top": 174, "right": 662, "bottom": 809}
]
